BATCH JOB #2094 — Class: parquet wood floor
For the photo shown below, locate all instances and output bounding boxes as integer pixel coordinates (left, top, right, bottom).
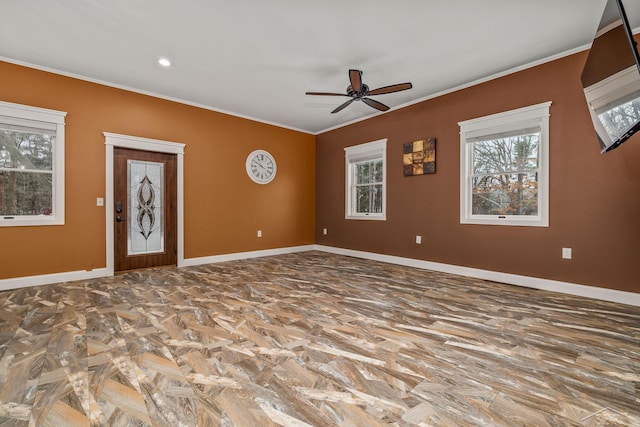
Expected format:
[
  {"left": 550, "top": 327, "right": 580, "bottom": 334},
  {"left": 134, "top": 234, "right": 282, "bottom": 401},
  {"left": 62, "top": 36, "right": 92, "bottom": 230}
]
[{"left": 0, "top": 251, "right": 638, "bottom": 426}]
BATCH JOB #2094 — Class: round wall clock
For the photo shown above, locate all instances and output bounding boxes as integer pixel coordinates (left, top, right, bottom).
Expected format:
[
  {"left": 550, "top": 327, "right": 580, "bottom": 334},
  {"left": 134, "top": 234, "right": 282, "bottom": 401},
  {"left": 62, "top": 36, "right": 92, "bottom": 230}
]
[{"left": 246, "top": 149, "right": 277, "bottom": 184}]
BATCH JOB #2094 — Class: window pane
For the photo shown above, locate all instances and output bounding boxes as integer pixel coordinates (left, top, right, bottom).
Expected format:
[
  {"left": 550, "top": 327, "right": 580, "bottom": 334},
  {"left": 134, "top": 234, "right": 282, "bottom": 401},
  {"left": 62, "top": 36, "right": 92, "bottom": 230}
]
[
  {"left": 372, "top": 160, "right": 382, "bottom": 182},
  {"left": 0, "top": 170, "right": 53, "bottom": 216},
  {"left": 472, "top": 133, "right": 539, "bottom": 174},
  {"left": 355, "top": 159, "right": 382, "bottom": 184},
  {"left": 356, "top": 162, "right": 369, "bottom": 184},
  {"left": 472, "top": 173, "right": 538, "bottom": 216},
  {"left": 355, "top": 184, "right": 383, "bottom": 214},
  {"left": 0, "top": 129, "right": 54, "bottom": 171}
]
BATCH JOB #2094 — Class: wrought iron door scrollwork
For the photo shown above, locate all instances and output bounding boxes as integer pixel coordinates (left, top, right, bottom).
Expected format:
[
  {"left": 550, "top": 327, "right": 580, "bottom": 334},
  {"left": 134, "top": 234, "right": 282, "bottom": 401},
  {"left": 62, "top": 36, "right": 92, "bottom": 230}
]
[{"left": 136, "top": 175, "right": 156, "bottom": 240}]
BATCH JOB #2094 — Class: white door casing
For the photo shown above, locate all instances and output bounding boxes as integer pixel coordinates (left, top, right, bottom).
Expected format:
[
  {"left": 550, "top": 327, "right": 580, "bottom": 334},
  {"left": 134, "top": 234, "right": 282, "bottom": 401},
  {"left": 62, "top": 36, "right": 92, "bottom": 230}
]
[{"left": 104, "top": 132, "right": 185, "bottom": 276}]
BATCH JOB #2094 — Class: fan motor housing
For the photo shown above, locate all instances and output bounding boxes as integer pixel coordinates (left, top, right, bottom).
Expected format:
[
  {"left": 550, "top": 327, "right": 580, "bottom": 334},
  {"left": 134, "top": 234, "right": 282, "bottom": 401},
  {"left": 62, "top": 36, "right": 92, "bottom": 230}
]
[{"left": 347, "top": 84, "right": 369, "bottom": 97}]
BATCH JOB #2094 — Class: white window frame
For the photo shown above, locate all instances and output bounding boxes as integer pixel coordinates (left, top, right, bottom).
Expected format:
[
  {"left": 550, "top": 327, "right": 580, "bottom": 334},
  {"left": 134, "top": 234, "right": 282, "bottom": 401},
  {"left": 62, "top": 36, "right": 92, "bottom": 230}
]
[
  {"left": 0, "top": 100, "right": 67, "bottom": 227},
  {"left": 459, "top": 102, "right": 551, "bottom": 227},
  {"left": 344, "top": 138, "right": 387, "bottom": 220}
]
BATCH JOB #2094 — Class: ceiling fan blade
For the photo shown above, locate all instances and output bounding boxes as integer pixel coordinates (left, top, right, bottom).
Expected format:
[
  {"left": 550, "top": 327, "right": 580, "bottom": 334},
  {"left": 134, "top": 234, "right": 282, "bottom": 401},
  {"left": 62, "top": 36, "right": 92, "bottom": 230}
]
[
  {"left": 362, "top": 97, "right": 390, "bottom": 112},
  {"left": 349, "top": 69, "right": 363, "bottom": 93},
  {"left": 306, "top": 91, "right": 349, "bottom": 96},
  {"left": 331, "top": 98, "right": 355, "bottom": 113},
  {"left": 367, "top": 82, "right": 413, "bottom": 96}
]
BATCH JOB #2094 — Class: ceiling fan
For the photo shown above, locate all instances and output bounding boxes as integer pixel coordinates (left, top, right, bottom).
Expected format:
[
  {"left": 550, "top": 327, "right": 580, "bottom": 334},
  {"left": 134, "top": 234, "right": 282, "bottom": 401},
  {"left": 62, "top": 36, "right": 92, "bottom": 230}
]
[{"left": 306, "top": 69, "right": 413, "bottom": 113}]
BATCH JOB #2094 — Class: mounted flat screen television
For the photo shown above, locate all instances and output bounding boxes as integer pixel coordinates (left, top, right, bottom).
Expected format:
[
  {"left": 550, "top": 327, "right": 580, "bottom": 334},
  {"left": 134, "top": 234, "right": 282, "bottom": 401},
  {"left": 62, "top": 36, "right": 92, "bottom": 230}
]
[{"left": 581, "top": 0, "right": 640, "bottom": 152}]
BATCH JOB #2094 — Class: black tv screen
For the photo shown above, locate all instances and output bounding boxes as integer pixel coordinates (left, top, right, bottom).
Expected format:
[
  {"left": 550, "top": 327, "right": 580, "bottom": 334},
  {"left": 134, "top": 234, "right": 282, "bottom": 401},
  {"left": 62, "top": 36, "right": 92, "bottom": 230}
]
[{"left": 581, "top": 0, "right": 640, "bottom": 153}]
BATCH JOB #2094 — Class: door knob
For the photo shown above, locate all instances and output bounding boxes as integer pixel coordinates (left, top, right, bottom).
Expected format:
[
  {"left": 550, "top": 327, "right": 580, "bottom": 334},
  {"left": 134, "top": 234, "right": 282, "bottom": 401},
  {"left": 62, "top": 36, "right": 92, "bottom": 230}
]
[{"left": 116, "top": 215, "right": 126, "bottom": 223}]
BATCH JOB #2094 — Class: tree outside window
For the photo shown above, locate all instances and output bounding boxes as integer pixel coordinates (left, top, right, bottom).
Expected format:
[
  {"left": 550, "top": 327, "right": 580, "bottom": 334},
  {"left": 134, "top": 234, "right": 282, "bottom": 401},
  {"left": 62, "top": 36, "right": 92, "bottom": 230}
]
[
  {"left": 353, "top": 159, "right": 383, "bottom": 214},
  {"left": 0, "top": 129, "right": 54, "bottom": 216},
  {"left": 471, "top": 132, "right": 539, "bottom": 216}
]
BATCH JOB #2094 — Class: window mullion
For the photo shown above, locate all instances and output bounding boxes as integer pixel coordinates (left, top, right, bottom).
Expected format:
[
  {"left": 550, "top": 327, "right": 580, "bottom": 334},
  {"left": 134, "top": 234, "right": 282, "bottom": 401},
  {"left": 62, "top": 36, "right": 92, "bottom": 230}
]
[
  {"left": 0, "top": 167, "right": 53, "bottom": 174},
  {"left": 471, "top": 167, "right": 540, "bottom": 179}
]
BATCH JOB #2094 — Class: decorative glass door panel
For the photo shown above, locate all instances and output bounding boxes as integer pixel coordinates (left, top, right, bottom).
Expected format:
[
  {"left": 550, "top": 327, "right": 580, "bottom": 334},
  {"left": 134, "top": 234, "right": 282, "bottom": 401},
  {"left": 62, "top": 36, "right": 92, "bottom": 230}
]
[{"left": 127, "top": 160, "right": 164, "bottom": 255}]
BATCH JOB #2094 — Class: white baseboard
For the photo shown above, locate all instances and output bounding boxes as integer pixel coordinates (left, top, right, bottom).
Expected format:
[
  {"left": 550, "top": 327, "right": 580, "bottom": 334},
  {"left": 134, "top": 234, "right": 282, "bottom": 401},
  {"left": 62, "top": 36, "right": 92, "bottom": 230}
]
[
  {"left": 314, "top": 245, "right": 640, "bottom": 307},
  {"left": 2, "top": 245, "right": 637, "bottom": 308},
  {"left": 183, "top": 245, "right": 315, "bottom": 267},
  {"left": 0, "top": 268, "right": 108, "bottom": 292},
  {"left": 0, "top": 245, "right": 315, "bottom": 292}
]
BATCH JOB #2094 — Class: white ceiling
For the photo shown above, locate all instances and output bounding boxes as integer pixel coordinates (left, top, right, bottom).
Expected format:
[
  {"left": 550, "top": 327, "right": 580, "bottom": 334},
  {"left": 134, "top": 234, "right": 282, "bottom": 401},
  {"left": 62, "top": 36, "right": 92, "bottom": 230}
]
[{"left": 1, "top": 0, "right": 639, "bottom": 134}]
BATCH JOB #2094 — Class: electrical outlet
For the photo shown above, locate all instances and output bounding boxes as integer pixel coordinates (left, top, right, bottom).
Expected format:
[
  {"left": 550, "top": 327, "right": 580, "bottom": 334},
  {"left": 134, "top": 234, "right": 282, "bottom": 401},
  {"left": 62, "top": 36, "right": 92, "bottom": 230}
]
[
  {"left": 416, "top": 235, "right": 422, "bottom": 244},
  {"left": 323, "top": 228, "right": 327, "bottom": 235},
  {"left": 562, "top": 247, "right": 572, "bottom": 259},
  {"left": 96, "top": 197, "right": 104, "bottom": 206},
  {"left": 257, "top": 230, "right": 262, "bottom": 238}
]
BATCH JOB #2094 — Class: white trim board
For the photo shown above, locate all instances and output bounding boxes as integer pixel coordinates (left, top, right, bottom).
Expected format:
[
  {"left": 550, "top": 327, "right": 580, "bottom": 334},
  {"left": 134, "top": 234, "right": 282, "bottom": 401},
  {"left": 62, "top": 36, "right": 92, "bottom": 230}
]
[
  {"left": 182, "top": 245, "right": 315, "bottom": 267},
  {"left": 314, "top": 245, "right": 640, "bottom": 307},
  {"left": 0, "top": 268, "right": 107, "bottom": 292},
  {"left": 0, "top": 245, "right": 314, "bottom": 291}
]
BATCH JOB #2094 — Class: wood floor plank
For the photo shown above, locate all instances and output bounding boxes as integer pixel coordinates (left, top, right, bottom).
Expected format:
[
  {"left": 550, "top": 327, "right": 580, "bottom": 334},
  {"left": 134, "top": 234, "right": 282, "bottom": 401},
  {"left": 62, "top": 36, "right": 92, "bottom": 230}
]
[{"left": 0, "top": 251, "right": 637, "bottom": 426}]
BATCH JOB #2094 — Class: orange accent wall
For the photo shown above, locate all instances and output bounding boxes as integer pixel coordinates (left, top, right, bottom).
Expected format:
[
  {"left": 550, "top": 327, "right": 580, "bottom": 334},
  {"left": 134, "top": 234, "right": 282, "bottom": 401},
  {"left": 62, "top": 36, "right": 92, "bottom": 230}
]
[
  {"left": 0, "top": 61, "right": 315, "bottom": 280},
  {"left": 315, "top": 51, "right": 640, "bottom": 294}
]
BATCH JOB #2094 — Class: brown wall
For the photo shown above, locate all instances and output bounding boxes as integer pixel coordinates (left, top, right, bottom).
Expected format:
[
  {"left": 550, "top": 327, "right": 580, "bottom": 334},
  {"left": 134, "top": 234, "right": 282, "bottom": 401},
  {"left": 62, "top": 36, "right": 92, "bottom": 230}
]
[
  {"left": 0, "top": 61, "right": 315, "bottom": 280},
  {"left": 316, "top": 51, "right": 640, "bottom": 294}
]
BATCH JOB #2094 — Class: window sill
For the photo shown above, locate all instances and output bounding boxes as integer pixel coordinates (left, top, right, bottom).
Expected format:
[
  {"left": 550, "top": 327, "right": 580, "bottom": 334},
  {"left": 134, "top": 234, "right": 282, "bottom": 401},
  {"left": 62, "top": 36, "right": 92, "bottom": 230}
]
[
  {"left": 0, "top": 216, "right": 65, "bottom": 227},
  {"left": 346, "top": 214, "right": 386, "bottom": 221},
  {"left": 461, "top": 216, "right": 548, "bottom": 227}
]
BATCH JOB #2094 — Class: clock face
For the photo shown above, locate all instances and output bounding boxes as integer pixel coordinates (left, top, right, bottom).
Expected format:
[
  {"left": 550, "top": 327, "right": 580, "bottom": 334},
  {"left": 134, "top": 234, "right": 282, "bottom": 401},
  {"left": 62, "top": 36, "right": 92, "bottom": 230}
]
[{"left": 246, "top": 150, "right": 277, "bottom": 184}]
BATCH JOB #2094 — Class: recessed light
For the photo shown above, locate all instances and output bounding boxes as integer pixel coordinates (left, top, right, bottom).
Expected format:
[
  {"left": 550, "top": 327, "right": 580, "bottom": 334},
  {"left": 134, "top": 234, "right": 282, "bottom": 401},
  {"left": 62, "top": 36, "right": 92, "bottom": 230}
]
[{"left": 158, "top": 57, "right": 171, "bottom": 67}]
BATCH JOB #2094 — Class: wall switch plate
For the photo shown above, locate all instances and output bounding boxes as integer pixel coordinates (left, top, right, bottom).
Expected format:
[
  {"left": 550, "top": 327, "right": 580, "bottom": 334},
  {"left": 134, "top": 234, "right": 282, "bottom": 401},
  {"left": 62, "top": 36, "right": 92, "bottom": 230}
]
[
  {"left": 416, "top": 235, "right": 422, "bottom": 244},
  {"left": 562, "top": 247, "right": 572, "bottom": 259},
  {"left": 96, "top": 197, "right": 104, "bottom": 206},
  {"left": 323, "top": 228, "right": 327, "bottom": 235},
  {"left": 257, "top": 230, "right": 262, "bottom": 238}
]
